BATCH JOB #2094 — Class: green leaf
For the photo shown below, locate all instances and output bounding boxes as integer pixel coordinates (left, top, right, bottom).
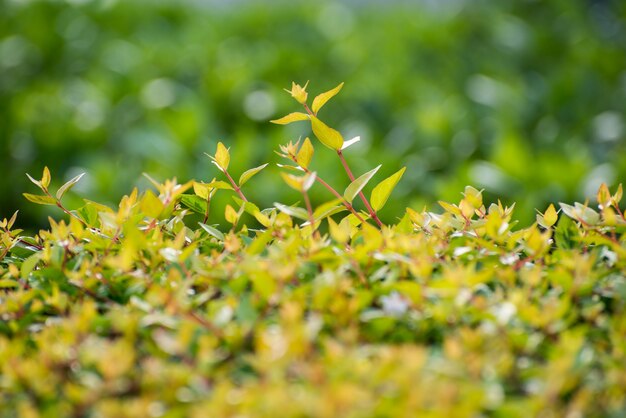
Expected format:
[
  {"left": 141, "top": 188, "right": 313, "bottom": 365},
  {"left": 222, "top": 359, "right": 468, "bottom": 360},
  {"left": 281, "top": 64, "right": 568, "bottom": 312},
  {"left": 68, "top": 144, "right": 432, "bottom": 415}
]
[
  {"left": 198, "top": 222, "right": 224, "bottom": 241},
  {"left": 233, "top": 198, "right": 271, "bottom": 227},
  {"left": 344, "top": 165, "right": 381, "bottom": 203},
  {"left": 311, "top": 82, "right": 344, "bottom": 114},
  {"left": 239, "top": 163, "right": 268, "bottom": 186},
  {"left": 23, "top": 193, "right": 56, "bottom": 206},
  {"left": 310, "top": 116, "right": 343, "bottom": 150},
  {"left": 180, "top": 194, "right": 208, "bottom": 215},
  {"left": 56, "top": 173, "right": 85, "bottom": 200},
  {"left": 370, "top": 167, "right": 406, "bottom": 212},
  {"left": 21, "top": 253, "right": 41, "bottom": 279},
  {"left": 270, "top": 112, "right": 309, "bottom": 125}
]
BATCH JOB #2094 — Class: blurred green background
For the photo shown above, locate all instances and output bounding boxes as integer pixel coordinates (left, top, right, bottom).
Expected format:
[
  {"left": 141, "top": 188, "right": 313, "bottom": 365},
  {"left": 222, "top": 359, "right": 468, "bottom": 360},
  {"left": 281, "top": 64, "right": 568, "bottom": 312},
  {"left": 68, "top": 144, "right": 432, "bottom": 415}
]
[{"left": 2, "top": 0, "right": 625, "bottom": 228}]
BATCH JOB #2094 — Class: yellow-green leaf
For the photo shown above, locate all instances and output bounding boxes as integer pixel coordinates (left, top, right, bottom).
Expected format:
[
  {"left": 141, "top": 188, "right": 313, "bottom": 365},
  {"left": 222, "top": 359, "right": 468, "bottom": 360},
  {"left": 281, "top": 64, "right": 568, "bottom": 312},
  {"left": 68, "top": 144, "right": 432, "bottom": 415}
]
[
  {"left": 311, "top": 82, "right": 344, "bottom": 114},
  {"left": 140, "top": 189, "right": 165, "bottom": 218},
  {"left": 193, "top": 182, "right": 211, "bottom": 199},
  {"left": 41, "top": 166, "right": 51, "bottom": 189},
  {"left": 296, "top": 137, "right": 314, "bottom": 169},
  {"left": 328, "top": 216, "right": 351, "bottom": 244},
  {"left": 239, "top": 163, "right": 268, "bottom": 186},
  {"left": 56, "top": 173, "right": 85, "bottom": 200},
  {"left": 270, "top": 112, "right": 309, "bottom": 125},
  {"left": 280, "top": 172, "right": 304, "bottom": 191},
  {"left": 370, "top": 167, "right": 406, "bottom": 212},
  {"left": 214, "top": 142, "right": 230, "bottom": 171},
  {"left": 224, "top": 204, "right": 239, "bottom": 224},
  {"left": 344, "top": 165, "right": 381, "bottom": 204},
  {"left": 310, "top": 116, "right": 343, "bottom": 150},
  {"left": 23, "top": 193, "right": 56, "bottom": 206},
  {"left": 544, "top": 204, "right": 558, "bottom": 227},
  {"left": 438, "top": 201, "right": 462, "bottom": 216},
  {"left": 597, "top": 183, "right": 611, "bottom": 209}
]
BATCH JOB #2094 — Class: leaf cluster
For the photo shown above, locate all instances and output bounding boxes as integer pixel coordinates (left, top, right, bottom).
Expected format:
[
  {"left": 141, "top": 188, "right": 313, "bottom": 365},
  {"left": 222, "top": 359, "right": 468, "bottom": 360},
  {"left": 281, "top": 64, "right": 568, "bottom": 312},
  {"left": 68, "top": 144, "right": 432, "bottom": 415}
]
[{"left": 1, "top": 84, "right": 626, "bottom": 417}]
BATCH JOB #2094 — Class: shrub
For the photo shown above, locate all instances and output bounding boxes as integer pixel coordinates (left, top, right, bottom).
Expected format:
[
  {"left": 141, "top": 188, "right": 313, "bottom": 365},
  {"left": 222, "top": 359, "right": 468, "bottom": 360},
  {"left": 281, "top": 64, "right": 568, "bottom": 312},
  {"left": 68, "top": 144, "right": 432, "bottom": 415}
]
[{"left": 1, "top": 83, "right": 625, "bottom": 417}]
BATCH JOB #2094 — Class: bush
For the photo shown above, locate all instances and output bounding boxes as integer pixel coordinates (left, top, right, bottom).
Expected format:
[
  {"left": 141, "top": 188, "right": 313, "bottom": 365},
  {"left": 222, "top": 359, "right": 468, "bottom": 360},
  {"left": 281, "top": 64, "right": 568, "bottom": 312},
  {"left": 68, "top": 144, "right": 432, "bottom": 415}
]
[{"left": 1, "top": 83, "right": 625, "bottom": 417}]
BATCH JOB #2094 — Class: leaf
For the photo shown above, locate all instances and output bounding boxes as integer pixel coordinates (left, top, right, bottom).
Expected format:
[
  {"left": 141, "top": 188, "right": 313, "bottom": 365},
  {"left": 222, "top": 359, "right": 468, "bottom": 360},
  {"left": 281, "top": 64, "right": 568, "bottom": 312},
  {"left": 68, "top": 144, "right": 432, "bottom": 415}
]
[
  {"left": 274, "top": 202, "right": 309, "bottom": 220},
  {"left": 296, "top": 137, "right": 314, "bottom": 169},
  {"left": 193, "top": 182, "right": 211, "bottom": 199},
  {"left": 204, "top": 180, "right": 233, "bottom": 190},
  {"left": 7, "top": 210, "right": 18, "bottom": 229},
  {"left": 597, "top": 183, "right": 611, "bottom": 209},
  {"left": 239, "top": 163, "right": 268, "bottom": 186},
  {"left": 234, "top": 198, "right": 271, "bottom": 227},
  {"left": 310, "top": 116, "right": 343, "bottom": 150},
  {"left": 312, "top": 82, "right": 344, "bottom": 114},
  {"left": 140, "top": 189, "right": 165, "bottom": 218},
  {"left": 214, "top": 142, "right": 230, "bottom": 171},
  {"left": 438, "top": 201, "right": 462, "bottom": 216},
  {"left": 543, "top": 204, "right": 559, "bottom": 227},
  {"left": 344, "top": 165, "right": 381, "bottom": 203},
  {"left": 224, "top": 204, "right": 239, "bottom": 224},
  {"left": 180, "top": 194, "right": 208, "bottom": 215},
  {"left": 270, "top": 112, "right": 309, "bottom": 125},
  {"left": 463, "top": 186, "right": 483, "bottom": 209},
  {"left": 198, "top": 222, "right": 224, "bottom": 241},
  {"left": 21, "top": 253, "right": 41, "bottom": 279},
  {"left": 41, "top": 166, "right": 51, "bottom": 189},
  {"left": 303, "top": 172, "right": 316, "bottom": 192},
  {"left": 56, "top": 172, "right": 85, "bottom": 200},
  {"left": 328, "top": 217, "right": 351, "bottom": 244},
  {"left": 23, "top": 193, "right": 56, "bottom": 206},
  {"left": 25, "top": 173, "right": 42, "bottom": 189},
  {"left": 341, "top": 136, "right": 361, "bottom": 150},
  {"left": 370, "top": 167, "right": 406, "bottom": 212},
  {"left": 313, "top": 198, "right": 344, "bottom": 219},
  {"left": 280, "top": 172, "right": 304, "bottom": 191}
]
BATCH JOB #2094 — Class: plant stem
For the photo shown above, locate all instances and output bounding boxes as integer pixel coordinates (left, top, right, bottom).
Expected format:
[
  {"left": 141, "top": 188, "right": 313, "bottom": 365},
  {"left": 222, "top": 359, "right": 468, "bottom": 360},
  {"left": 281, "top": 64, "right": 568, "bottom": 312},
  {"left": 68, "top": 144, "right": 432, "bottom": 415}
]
[
  {"left": 299, "top": 102, "right": 380, "bottom": 227},
  {"left": 292, "top": 158, "right": 365, "bottom": 224},
  {"left": 336, "top": 150, "right": 384, "bottom": 228},
  {"left": 223, "top": 169, "right": 248, "bottom": 202}
]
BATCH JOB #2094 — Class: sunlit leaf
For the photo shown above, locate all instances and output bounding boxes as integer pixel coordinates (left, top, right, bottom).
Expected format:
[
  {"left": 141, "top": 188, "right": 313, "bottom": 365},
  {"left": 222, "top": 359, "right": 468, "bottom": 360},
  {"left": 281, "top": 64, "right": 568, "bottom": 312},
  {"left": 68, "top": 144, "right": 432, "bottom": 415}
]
[
  {"left": 56, "top": 173, "right": 85, "bottom": 200},
  {"left": 370, "top": 167, "right": 406, "bottom": 212},
  {"left": 23, "top": 193, "right": 56, "bottom": 206},
  {"left": 344, "top": 165, "right": 381, "bottom": 204},
  {"left": 297, "top": 137, "right": 314, "bottom": 169},
  {"left": 213, "top": 142, "right": 230, "bottom": 171},
  {"left": 274, "top": 202, "right": 309, "bottom": 220},
  {"left": 310, "top": 116, "right": 344, "bottom": 150},
  {"left": 239, "top": 163, "right": 268, "bottom": 186},
  {"left": 311, "top": 82, "right": 344, "bottom": 114},
  {"left": 270, "top": 112, "right": 309, "bottom": 125},
  {"left": 41, "top": 166, "right": 51, "bottom": 189}
]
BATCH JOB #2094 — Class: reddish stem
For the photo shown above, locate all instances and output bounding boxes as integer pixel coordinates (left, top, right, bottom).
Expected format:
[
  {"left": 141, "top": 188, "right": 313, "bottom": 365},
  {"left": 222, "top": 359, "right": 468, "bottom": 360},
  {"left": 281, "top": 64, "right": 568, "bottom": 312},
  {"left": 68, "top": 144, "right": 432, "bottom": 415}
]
[
  {"left": 223, "top": 169, "right": 248, "bottom": 202},
  {"left": 337, "top": 150, "right": 383, "bottom": 228}
]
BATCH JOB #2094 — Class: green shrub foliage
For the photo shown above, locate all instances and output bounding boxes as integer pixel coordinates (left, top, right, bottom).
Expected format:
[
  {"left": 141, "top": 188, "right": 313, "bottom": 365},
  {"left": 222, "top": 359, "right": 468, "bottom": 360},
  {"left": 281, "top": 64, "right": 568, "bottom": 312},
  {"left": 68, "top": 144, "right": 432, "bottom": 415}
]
[{"left": 1, "top": 83, "right": 625, "bottom": 417}]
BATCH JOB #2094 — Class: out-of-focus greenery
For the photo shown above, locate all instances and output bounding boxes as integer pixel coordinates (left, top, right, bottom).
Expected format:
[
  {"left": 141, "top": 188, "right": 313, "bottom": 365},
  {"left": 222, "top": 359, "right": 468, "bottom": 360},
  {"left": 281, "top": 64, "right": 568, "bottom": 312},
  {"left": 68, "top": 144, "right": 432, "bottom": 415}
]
[
  {"left": 1, "top": 172, "right": 625, "bottom": 416},
  {"left": 1, "top": 0, "right": 625, "bottom": 228}
]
